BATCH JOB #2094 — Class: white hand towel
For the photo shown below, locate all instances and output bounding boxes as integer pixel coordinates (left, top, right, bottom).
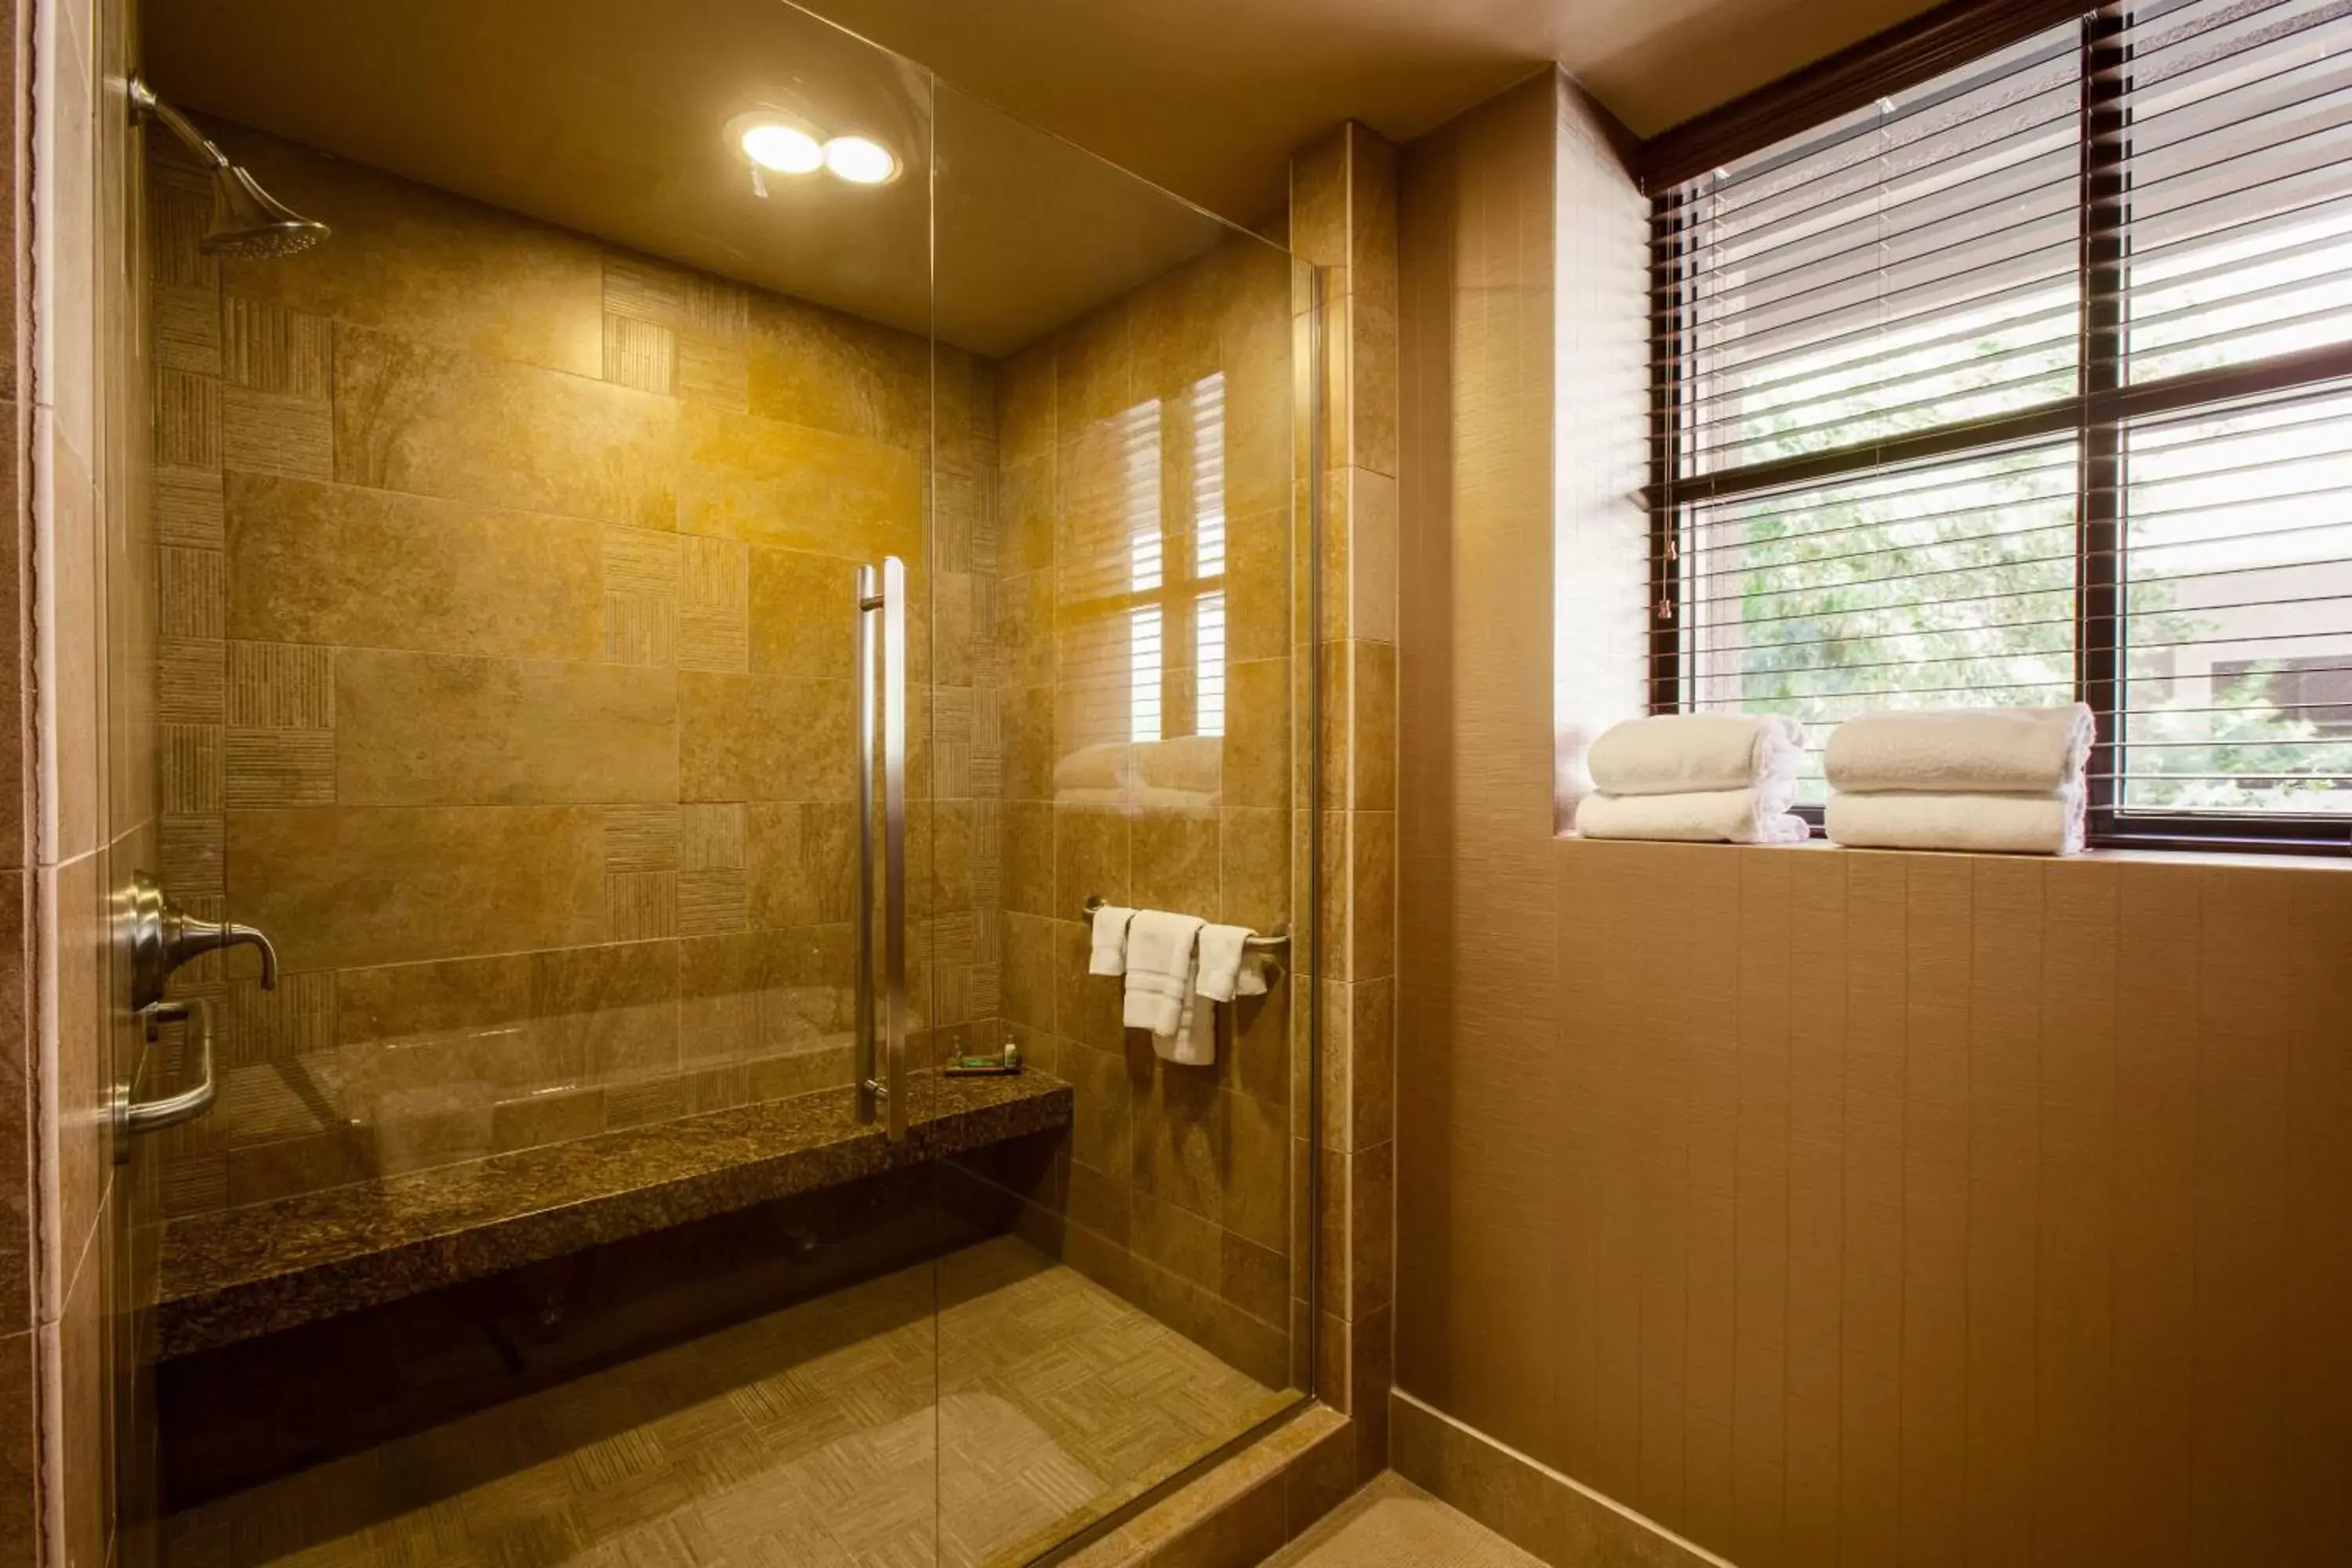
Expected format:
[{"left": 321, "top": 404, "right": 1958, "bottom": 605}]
[
  {"left": 1193, "top": 924, "right": 1256, "bottom": 1003},
  {"left": 1158, "top": 989, "right": 1217, "bottom": 1066},
  {"left": 1824, "top": 705, "right": 2092, "bottom": 796},
  {"left": 1586, "top": 713, "right": 1806, "bottom": 797},
  {"left": 1574, "top": 786, "right": 1809, "bottom": 844},
  {"left": 1123, "top": 910, "right": 1204, "bottom": 1039},
  {"left": 1826, "top": 789, "right": 2085, "bottom": 855},
  {"left": 1088, "top": 904, "right": 1138, "bottom": 977}
]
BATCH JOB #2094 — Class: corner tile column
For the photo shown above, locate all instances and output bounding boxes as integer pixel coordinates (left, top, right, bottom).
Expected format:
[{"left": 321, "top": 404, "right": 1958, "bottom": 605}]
[{"left": 1289, "top": 120, "right": 1399, "bottom": 1487}]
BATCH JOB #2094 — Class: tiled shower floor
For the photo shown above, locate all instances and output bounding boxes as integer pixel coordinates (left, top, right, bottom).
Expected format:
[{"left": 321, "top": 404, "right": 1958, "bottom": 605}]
[{"left": 162, "top": 1236, "right": 1294, "bottom": 1568}]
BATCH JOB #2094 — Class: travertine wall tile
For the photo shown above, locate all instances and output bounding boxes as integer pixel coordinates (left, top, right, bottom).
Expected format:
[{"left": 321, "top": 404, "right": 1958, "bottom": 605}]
[
  {"left": 226, "top": 475, "right": 606, "bottom": 662},
  {"left": 675, "top": 400, "right": 921, "bottom": 557},
  {"left": 333, "top": 325, "right": 678, "bottom": 528}
]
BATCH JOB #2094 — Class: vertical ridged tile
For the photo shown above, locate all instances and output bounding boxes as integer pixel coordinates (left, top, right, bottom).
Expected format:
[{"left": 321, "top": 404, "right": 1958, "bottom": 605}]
[
  {"left": 603, "top": 313, "right": 675, "bottom": 396},
  {"left": 221, "top": 296, "right": 333, "bottom": 398}
]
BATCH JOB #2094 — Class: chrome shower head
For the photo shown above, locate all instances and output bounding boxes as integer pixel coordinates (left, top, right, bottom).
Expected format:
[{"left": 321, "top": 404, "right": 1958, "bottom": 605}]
[
  {"left": 202, "top": 164, "right": 330, "bottom": 258},
  {"left": 129, "top": 75, "right": 330, "bottom": 260}
]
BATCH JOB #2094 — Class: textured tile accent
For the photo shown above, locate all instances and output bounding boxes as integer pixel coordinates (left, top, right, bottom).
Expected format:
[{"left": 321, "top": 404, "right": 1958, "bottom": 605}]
[
  {"left": 678, "top": 869, "right": 750, "bottom": 937},
  {"left": 604, "top": 806, "right": 681, "bottom": 874},
  {"left": 222, "top": 385, "right": 335, "bottom": 478},
  {"left": 608, "top": 872, "right": 679, "bottom": 942},
  {"left": 677, "top": 535, "right": 750, "bottom": 672},
  {"left": 159, "top": 638, "right": 227, "bottom": 722},
  {"left": 604, "top": 250, "right": 688, "bottom": 327},
  {"left": 604, "top": 594, "right": 675, "bottom": 666},
  {"left": 224, "top": 641, "right": 335, "bottom": 728},
  {"left": 161, "top": 815, "right": 227, "bottom": 897},
  {"left": 151, "top": 184, "right": 220, "bottom": 290},
  {"left": 154, "top": 466, "right": 227, "bottom": 547},
  {"left": 680, "top": 803, "right": 745, "bottom": 872},
  {"left": 154, "top": 285, "right": 224, "bottom": 374},
  {"left": 221, "top": 296, "right": 334, "bottom": 397},
  {"left": 162, "top": 724, "right": 225, "bottom": 814},
  {"left": 161, "top": 546, "right": 228, "bottom": 639},
  {"left": 603, "top": 312, "right": 675, "bottom": 396},
  {"left": 223, "top": 731, "right": 336, "bottom": 808},
  {"left": 677, "top": 332, "right": 749, "bottom": 411},
  {"left": 156, "top": 368, "right": 223, "bottom": 467}
]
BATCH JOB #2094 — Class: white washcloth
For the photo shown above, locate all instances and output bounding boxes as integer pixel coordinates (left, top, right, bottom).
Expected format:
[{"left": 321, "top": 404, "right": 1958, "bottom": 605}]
[
  {"left": 1826, "top": 789, "right": 2085, "bottom": 855},
  {"left": 1825, "top": 705, "right": 2092, "bottom": 796},
  {"left": 1088, "top": 904, "right": 1137, "bottom": 977},
  {"left": 1574, "top": 786, "right": 1809, "bottom": 844},
  {"left": 1586, "top": 713, "right": 1806, "bottom": 797},
  {"left": 1122, "top": 910, "right": 1203, "bottom": 1039}
]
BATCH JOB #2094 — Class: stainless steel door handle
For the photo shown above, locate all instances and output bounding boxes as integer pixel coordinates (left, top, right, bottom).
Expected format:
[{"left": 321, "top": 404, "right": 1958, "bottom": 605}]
[
  {"left": 122, "top": 869, "right": 279, "bottom": 1011},
  {"left": 854, "top": 557, "right": 909, "bottom": 1143},
  {"left": 113, "top": 996, "right": 218, "bottom": 1158}
]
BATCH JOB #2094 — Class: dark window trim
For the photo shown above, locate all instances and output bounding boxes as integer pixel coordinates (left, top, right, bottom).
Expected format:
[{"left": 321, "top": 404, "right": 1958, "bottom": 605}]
[
  {"left": 1644, "top": 2, "right": 2352, "bottom": 855},
  {"left": 1638, "top": 0, "right": 2103, "bottom": 192}
]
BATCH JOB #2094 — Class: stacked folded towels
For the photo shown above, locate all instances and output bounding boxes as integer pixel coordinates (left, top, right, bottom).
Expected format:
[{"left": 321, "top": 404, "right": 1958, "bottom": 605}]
[
  {"left": 1574, "top": 713, "right": 1810, "bottom": 844},
  {"left": 1824, "top": 704, "right": 2092, "bottom": 855},
  {"left": 1088, "top": 904, "right": 1267, "bottom": 1066}
]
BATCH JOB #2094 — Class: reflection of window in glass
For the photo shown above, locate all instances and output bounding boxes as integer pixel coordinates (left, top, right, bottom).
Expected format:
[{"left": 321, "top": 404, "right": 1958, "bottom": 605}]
[
  {"left": 1192, "top": 373, "right": 1227, "bottom": 738},
  {"left": 1057, "top": 372, "right": 1227, "bottom": 749}
]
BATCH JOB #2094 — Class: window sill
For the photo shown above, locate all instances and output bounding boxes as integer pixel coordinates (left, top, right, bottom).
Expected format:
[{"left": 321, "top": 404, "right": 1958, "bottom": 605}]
[{"left": 1554, "top": 830, "right": 2352, "bottom": 874}]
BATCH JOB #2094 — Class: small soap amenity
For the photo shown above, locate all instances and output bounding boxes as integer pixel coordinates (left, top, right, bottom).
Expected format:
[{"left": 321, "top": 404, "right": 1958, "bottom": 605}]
[
  {"left": 1576, "top": 713, "right": 1809, "bottom": 844},
  {"left": 1824, "top": 703, "right": 2093, "bottom": 855}
]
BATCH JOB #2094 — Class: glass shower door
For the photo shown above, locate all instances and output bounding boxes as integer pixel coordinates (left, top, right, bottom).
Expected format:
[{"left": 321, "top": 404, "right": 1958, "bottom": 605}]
[{"left": 926, "top": 78, "right": 1312, "bottom": 1565}]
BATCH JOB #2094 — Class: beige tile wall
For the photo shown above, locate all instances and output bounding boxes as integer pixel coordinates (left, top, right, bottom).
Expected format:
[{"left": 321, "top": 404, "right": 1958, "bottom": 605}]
[
  {"left": 1290, "top": 121, "right": 1399, "bottom": 1485},
  {"left": 146, "top": 123, "right": 999, "bottom": 1216},
  {"left": 13, "top": 0, "right": 156, "bottom": 1563},
  {"left": 964, "top": 227, "right": 1302, "bottom": 1393}
]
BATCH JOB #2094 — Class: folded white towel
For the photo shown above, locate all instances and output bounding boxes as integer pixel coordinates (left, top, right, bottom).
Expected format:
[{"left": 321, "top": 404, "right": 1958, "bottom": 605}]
[
  {"left": 1123, "top": 910, "right": 1203, "bottom": 1039},
  {"left": 1088, "top": 904, "right": 1137, "bottom": 977},
  {"left": 1825, "top": 705, "right": 2092, "bottom": 796},
  {"left": 1586, "top": 713, "right": 1806, "bottom": 797},
  {"left": 1826, "top": 789, "right": 2085, "bottom": 855},
  {"left": 1574, "top": 785, "right": 1809, "bottom": 844}
]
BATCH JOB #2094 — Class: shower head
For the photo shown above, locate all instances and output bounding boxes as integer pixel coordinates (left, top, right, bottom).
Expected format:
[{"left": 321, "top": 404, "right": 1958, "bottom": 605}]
[
  {"left": 201, "top": 164, "right": 330, "bottom": 258},
  {"left": 129, "top": 75, "right": 330, "bottom": 259}
]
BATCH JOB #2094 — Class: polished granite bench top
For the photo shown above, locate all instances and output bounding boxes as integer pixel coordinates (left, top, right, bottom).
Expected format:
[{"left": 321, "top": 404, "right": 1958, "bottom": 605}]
[{"left": 155, "top": 1072, "right": 1071, "bottom": 1360}]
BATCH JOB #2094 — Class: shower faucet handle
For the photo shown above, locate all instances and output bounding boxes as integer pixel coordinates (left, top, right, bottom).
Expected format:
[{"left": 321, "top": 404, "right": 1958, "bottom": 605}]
[{"left": 121, "top": 870, "right": 279, "bottom": 1012}]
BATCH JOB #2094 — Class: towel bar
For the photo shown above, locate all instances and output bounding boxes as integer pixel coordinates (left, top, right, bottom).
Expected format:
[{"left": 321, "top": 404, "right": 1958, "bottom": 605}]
[{"left": 1081, "top": 896, "right": 1290, "bottom": 952}]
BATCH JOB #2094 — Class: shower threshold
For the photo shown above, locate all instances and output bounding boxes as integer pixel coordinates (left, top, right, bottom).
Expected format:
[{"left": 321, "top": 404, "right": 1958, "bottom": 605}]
[{"left": 152, "top": 1072, "right": 1073, "bottom": 1360}]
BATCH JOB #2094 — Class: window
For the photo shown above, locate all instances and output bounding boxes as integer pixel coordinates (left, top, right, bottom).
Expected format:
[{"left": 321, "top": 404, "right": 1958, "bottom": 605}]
[{"left": 1650, "top": 0, "right": 2352, "bottom": 845}]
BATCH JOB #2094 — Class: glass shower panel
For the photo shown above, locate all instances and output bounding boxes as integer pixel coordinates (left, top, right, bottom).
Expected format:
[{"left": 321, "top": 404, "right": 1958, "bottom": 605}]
[
  {"left": 132, "top": 1, "right": 957, "bottom": 1563},
  {"left": 928, "top": 81, "right": 1310, "bottom": 1559}
]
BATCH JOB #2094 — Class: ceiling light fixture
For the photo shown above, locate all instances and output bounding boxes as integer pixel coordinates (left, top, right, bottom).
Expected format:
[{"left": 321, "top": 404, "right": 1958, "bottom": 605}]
[
  {"left": 740, "top": 122, "right": 823, "bottom": 175},
  {"left": 822, "top": 135, "right": 897, "bottom": 185}
]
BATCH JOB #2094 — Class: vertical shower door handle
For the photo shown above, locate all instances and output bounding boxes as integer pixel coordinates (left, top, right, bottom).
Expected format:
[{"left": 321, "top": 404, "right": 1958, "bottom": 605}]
[{"left": 855, "top": 557, "right": 909, "bottom": 1143}]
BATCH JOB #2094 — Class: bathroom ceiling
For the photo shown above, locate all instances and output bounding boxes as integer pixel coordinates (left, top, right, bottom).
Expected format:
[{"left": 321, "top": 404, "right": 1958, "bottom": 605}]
[
  {"left": 146, "top": 0, "right": 1938, "bottom": 350},
  {"left": 799, "top": 0, "right": 1949, "bottom": 219},
  {"left": 143, "top": 0, "right": 1243, "bottom": 357}
]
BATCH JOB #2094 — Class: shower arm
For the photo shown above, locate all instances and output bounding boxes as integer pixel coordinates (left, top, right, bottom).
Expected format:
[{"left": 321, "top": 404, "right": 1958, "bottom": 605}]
[{"left": 128, "top": 75, "right": 233, "bottom": 171}]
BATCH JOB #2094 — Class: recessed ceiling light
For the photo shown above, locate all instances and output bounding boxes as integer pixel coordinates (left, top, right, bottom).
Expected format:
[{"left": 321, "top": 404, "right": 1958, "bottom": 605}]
[
  {"left": 822, "top": 135, "right": 896, "bottom": 185},
  {"left": 741, "top": 122, "right": 822, "bottom": 175}
]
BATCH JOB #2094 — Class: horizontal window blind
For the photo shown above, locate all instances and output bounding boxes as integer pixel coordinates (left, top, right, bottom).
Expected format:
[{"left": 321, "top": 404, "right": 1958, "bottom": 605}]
[{"left": 1650, "top": 0, "right": 2352, "bottom": 844}]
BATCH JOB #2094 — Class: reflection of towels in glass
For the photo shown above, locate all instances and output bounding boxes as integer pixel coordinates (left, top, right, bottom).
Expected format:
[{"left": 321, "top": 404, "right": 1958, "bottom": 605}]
[{"left": 1054, "top": 737, "right": 1221, "bottom": 811}]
